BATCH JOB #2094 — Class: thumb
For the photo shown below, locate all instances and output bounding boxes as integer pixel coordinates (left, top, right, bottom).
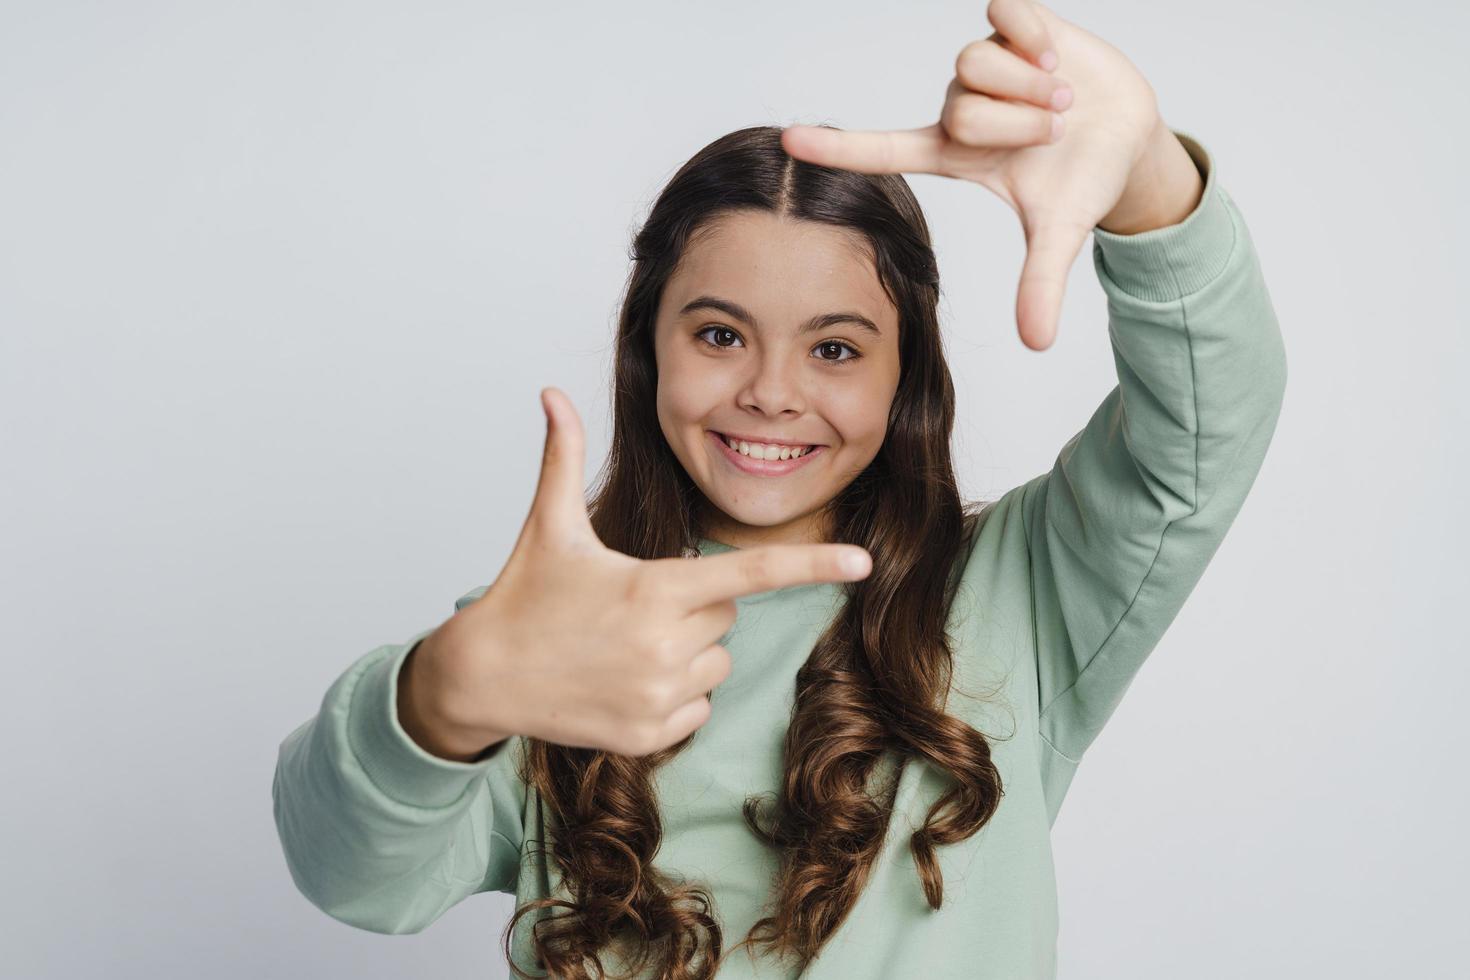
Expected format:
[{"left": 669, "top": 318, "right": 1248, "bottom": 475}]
[
  {"left": 1015, "top": 220, "right": 1088, "bottom": 351},
  {"left": 523, "top": 387, "right": 597, "bottom": 547}
]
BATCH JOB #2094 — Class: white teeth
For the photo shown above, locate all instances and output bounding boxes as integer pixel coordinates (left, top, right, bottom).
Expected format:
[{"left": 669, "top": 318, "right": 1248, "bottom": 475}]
[{"left": 722, "top": 434, "right": 810, "bottom": 459}]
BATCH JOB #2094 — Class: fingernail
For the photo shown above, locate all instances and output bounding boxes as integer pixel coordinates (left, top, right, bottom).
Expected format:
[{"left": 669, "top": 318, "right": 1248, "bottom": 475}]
[
  {"left": 1050, "top": 86, "right": 1073, "bottom": 110},
  {"left": 1050, "top": 112, "right": 1065, "bottom": 142},
  {"left": 1039, "top": 49, "right": 1058, "bottom": 71},
  {"left": 841, "top": 549, "right": 871, "bottom": 576}
]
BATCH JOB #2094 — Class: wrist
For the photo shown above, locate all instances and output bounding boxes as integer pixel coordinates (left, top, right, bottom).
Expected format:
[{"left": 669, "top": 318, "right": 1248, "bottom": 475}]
[
  {"left": 398, "top": 633, "right": 511, "bottom": 763},
  {"left": 1097, "top": 117, "right": 1205, "bottom": 236}
]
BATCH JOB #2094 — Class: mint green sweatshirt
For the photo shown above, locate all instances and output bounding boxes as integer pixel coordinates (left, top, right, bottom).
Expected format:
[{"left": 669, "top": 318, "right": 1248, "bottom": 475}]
[{"left": 273, "top": 129, "right": 1286, "bottom": 979}]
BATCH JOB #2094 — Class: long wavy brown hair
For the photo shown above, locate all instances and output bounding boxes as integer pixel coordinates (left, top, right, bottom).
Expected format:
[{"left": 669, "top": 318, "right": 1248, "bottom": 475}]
[{"left": 501, "top": 124, "right": 1005, "bottom": 979}]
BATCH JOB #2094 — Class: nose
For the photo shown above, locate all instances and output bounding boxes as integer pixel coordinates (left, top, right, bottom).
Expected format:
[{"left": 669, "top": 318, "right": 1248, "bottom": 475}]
[{"left": 737, "top": 350, "right": 808, "bottom": 418}]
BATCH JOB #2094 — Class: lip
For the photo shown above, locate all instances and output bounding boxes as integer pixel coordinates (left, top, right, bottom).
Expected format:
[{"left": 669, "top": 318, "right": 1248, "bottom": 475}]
[
  {"left": 708, "top": 429, "right": 826, "bottom": 476},
  {"left": 716, "top": 429, "right": 824, "bottom": 449}
]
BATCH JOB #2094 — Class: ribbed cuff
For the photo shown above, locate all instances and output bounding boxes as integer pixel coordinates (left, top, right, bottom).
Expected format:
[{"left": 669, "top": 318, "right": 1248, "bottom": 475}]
[
  {"left": 454, "top": 584, "right": 491, "bottom": 613},
  {"left": 345, "top": 629, "right": 508, "bottom": 809},
  {"left": 1090, "top": 129, "right": 1238, "bottom": 303}
]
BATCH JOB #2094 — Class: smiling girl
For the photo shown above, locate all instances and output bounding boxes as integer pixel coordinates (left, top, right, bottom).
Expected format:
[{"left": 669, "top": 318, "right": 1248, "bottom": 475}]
[{"left": 273, "top": 3, "right": 1287, "bottom": 977}]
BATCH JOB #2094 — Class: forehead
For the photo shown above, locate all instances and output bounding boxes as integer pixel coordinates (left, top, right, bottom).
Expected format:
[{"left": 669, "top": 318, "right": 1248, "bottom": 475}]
[{"left": 661, "top": 210, "right": 895, "bottom": 325}]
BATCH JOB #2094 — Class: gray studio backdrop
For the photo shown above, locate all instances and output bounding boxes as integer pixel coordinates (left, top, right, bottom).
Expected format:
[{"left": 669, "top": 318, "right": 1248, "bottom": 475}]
[{"left": 2, "top": 1, "right": 1464, "bottom": 977}]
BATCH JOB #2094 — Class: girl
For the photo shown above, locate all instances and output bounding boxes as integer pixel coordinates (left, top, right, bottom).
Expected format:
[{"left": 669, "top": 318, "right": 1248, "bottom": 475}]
[{"left": 273, "top": 2, "right": 1287, "bottom": 977}]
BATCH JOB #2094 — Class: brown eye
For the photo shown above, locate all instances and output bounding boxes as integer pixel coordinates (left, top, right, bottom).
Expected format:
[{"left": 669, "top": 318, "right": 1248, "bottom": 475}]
[
  {"left": 695, "top": 326, "right": 743, "bottom": 349},
  {"left": 814, "top": 340, "right": 861, "bottom": 364}
]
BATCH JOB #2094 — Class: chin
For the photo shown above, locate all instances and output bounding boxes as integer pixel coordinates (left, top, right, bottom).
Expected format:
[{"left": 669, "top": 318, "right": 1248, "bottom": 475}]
[
  {"left": 702, "top": 486, "right": 831, "bottom": 536},
  {"left": 706, "top": 497, "right": 798, "bottom": 529}
]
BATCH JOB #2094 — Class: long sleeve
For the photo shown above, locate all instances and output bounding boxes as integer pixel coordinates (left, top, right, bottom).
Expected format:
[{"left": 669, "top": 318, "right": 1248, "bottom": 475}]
[
  {"left": 1024, "top": 130, "right": 1288, "bottom": 767},
  {"left": 272, "top": 586, "right": 526, "bottom": 934}
]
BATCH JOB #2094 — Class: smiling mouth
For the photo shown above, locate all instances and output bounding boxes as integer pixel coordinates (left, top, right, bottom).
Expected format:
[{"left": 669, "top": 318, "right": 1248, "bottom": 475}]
[
  {"left": 710, "top": 430, "right": 822, "bottom": 460},
  {"left": 706, "top": 430, "right": 827, "bottom": 476}
]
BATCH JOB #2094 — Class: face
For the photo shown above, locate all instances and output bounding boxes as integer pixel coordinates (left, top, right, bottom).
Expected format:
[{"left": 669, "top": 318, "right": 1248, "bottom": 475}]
[{"left": 653, "top": 210, "right": 902, "bottom": 549}]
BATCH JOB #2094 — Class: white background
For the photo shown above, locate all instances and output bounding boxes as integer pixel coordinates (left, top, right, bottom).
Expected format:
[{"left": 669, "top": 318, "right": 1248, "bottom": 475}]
[{"left": 2, "top": 1, "right": 1464, "bottom": 977}]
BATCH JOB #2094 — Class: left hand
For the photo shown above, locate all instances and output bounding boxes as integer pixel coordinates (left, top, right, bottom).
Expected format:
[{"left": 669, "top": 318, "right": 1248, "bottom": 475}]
[{"left": 781, "top": 0, "right": 1166, "bottom": 351}]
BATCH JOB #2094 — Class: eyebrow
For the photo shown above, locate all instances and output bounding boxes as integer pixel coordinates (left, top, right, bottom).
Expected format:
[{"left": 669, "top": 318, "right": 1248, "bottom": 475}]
[{"left": 677, "top": 295, "right": 882, "bottom": 337}]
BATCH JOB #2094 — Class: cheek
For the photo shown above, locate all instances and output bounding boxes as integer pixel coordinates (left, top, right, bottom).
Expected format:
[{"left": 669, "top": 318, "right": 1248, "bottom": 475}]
[
  {"left": 655, "top": 354, "right": 726, "bottom": 450},
  {"left": 821, "top": 384, "right": 891, "bottom": 453},
  {"left": 657, "top": 370, "right": 709, "bottom": 429}
]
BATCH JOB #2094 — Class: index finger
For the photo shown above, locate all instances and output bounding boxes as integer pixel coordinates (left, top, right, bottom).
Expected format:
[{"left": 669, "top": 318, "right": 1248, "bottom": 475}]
[
  {"left": 670, "top": 543, "right": 873, "bottom": 609},
  {"left": 780, "top": 122, "right": 946, "bottom": 176}
]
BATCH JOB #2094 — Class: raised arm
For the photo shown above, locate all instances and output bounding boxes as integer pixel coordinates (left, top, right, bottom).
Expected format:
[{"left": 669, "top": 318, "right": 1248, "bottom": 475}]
[
  {"left": 271, "top": 587, "right": 525, "bottom": 934},
  {"left": 1022, "top": 130, "right": 1287, "bottom": 773}
]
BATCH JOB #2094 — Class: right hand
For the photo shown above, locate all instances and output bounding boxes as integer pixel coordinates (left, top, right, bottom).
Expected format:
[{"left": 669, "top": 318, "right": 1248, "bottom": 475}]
[{"left": 408, "top": 386, "right": 874, "bottom": 759}]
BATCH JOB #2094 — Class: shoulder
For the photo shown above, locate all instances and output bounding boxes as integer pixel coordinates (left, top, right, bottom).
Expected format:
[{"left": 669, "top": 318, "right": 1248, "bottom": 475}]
[
  {"left": 960, "top": 495, "right": 1005, "bottom": 550},
  {"left": 953, "top": 483, "right": 1039, "bottom": 581},
  {"left": 947, "top": 496, "right": 1004, "bottom": 588}
]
